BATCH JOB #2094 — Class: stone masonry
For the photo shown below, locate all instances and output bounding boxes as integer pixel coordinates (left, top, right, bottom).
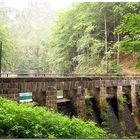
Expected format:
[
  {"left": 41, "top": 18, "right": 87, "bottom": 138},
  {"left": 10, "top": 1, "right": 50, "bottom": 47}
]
[{"left": 0, "top": 76, "right": 140, "bottom": 125}]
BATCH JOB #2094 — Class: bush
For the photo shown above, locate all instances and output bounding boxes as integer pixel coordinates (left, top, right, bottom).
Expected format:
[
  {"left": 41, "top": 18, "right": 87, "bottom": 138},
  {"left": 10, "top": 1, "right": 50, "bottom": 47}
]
[
  {"left": 109, "top": 60, "right": 122, "bottom": 75},
  {"left": 0, "top": 97, "right": 116, "bottom": 138}
]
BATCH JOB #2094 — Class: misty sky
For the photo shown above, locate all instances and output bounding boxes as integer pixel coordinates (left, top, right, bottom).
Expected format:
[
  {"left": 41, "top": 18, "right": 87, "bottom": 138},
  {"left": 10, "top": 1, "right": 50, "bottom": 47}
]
[
  {"left": 0, "top": 0, "right": 137, "bottom": 11},
  {"left": 0, "top": 0, "right": 81, "bottom": 10}
]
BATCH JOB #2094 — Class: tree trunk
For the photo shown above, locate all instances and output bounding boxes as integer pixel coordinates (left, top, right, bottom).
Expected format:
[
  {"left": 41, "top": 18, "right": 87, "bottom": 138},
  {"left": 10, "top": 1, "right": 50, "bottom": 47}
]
[
  {"left": 104, "top": 13, "right": 108, "bottom": 73},
  {"left": 0, "top": 42, "right": 2, "bottom": 77},
  {"left": 117, "top": 34, "right": 120, "bottom": 65}
]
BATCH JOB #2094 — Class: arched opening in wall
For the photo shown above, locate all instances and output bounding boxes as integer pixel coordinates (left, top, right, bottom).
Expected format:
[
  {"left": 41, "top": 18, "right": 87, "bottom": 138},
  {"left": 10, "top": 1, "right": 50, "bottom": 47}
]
[
  {"left": 136, "top": 94, "right": 140, "bottom": 106},
  {"left": 57, "top": 100, "right": 75, "bottom": 118},
  {"left": 57, "top": 90, "right": 74, "bottom": 118},
  {"left": 57, "top": 90, "right": 63, "bottom": 99},
  {"left": 123, "top": 93, "right": 132, "bottom": 112},
  {"left": 85, "top": 87, "right": 102, "bottom": 125},
  {"left": 107, "top": 96, "right": 118, "bottom": 119},
  {"left": 84, "top": 88, "right": 92, "bottom": 99},
  {"left": 84, "top": 88, "right": 100, "bottom": 124},
  {"left": 136, "top": 84, "right": 140, "bottom": 104},
  {"left": 90, "top": 97, "right": 102, "bottom": 125},
  {"left": 107, "top": 87, "right": 115, "bottom": 95},
  {"left": 19, "top": 92, "right": 32, "bottom": 103},
  {"left": 103, "top": 97, "right": 123, "bottom": 136},
  {"left": 122, "top": 87, "right": 136, "bottom": 134},
  {"left": 123, "top": 86, "right": 132, "bottom": 112},
  {"left": 135, "top": 86, "right": 140, "bottom": 121}
]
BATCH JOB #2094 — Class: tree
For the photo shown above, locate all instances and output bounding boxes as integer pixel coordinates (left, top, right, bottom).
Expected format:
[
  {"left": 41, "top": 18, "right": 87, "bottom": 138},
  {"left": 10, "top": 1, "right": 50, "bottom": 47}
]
[
  {"left": 0, "top": 9, "right": 14, "bottom": 71},
  {"left": 6, "top": 2, "right": 55, "bottom": 72},
  {"left": 48, "top": 2, "right": 140, "bottom": 74},
  {"left": 116, "top": 13, "right": 140, "bottom": 68}
]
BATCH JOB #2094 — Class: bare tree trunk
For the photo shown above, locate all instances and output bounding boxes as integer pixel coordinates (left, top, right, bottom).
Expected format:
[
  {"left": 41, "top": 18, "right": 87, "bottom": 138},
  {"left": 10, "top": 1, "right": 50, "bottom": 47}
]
[
  {"left": 117, "top": 34, "right": 120, "bottom": 65},
  {"left": 35, "top": 46, "right": 40, "bottom": 73},
  {"left": 0, "top": 42, "right": 2, "bottom": 77},
  {"left": 104, "top": 13, "right": 108, "bottom": 73}
]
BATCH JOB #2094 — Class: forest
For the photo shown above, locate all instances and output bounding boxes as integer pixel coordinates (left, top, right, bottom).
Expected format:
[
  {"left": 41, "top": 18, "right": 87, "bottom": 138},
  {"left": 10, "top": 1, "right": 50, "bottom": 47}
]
[
  {"left": 0, "top": 1, "right": 140, "bottom": 138},
  {"left": 0, "top": 2, "right": 140, "bottom": 75}
]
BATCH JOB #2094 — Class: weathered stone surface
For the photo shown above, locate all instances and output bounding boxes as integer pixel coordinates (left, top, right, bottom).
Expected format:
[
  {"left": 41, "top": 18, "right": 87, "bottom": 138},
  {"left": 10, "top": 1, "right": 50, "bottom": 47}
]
[
  {"left": 45, "top": 86, "right": 57, "bottom": 111},
  {"left": 99, "top": 80, "right": 107, "bottom": 112},
  {"left": 130, "top": 80, "right": 137, "bottom": 111},
  {"left": 0, "top": 76, "right": 140, "bottom": 134}
]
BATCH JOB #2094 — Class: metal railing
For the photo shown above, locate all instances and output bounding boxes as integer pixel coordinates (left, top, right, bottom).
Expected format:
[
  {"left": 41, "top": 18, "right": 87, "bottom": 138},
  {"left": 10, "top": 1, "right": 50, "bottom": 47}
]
[{"left": 1, "top": 72, "right": 140, "bottom": 78}]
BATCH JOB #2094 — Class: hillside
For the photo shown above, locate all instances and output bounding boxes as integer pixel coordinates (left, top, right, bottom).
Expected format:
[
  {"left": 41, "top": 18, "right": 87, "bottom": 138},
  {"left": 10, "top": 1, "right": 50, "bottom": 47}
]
[{"left": 120, "top": 53, "right": 140, "bottom": 75}]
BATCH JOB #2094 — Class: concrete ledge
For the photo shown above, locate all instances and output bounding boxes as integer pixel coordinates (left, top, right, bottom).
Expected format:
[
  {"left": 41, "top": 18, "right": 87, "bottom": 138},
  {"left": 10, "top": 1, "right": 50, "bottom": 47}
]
[{"left": 57, "top": 98, "right": 70, "bottom": 103}]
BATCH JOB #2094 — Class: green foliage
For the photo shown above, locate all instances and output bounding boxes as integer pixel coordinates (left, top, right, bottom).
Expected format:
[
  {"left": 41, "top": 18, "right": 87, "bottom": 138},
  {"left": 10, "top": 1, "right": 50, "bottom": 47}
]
[
  {"left": 1, "top": 2, "right": 140, "bottom": 73},
  {"left": 47, "top": 3, "right": 112, "bottom": 74},
  {"left": 101, "top": 103, "right": 112, "bottom": 129},
  {"left": 86, "top": 99, "right": 93, "bottom": 117},
  {"left": 47, "top": 2, "right": 140, "bottom": 74},
  {"left": 117, "top": 97, "right": 125, "bottom": 113},
  {"left": 137, "top": 83, "right": 140, "bottom": 100},
  {"left": 116, "top": 13, "right": 140, "bottom": 68},
  {"left": 0, "top": 11, "right": 14, "bottom": 71},
  {"left": 109, "top": 60, "right": 122, "bottom": 75},
  {"left": 0, "top": 97, "right": 114, "bottom": 138},
  {"left": 4, "top": 3, "right": 54, "bottom": 72}
]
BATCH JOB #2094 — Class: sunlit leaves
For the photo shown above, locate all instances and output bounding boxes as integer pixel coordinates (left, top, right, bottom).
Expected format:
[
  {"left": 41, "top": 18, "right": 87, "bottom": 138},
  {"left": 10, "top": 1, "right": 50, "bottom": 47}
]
[
  {"left": 116, "top": 13, "right": 140, "bottom": 53},
  {"left": 0, "top": 11, "right": 14, "bottom": 71},
  {"left": 0, "top": 97, "right": 113, "bottom": 138}
]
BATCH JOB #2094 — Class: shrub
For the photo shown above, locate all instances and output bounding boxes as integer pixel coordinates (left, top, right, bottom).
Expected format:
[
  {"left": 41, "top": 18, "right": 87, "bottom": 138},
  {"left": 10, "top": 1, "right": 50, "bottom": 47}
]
[
  {"left": 109, "top": 60, "right": 122, "bottom": 75},
  {"left": 0, "top": 97, "right": 115, "bottom": 138}
]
